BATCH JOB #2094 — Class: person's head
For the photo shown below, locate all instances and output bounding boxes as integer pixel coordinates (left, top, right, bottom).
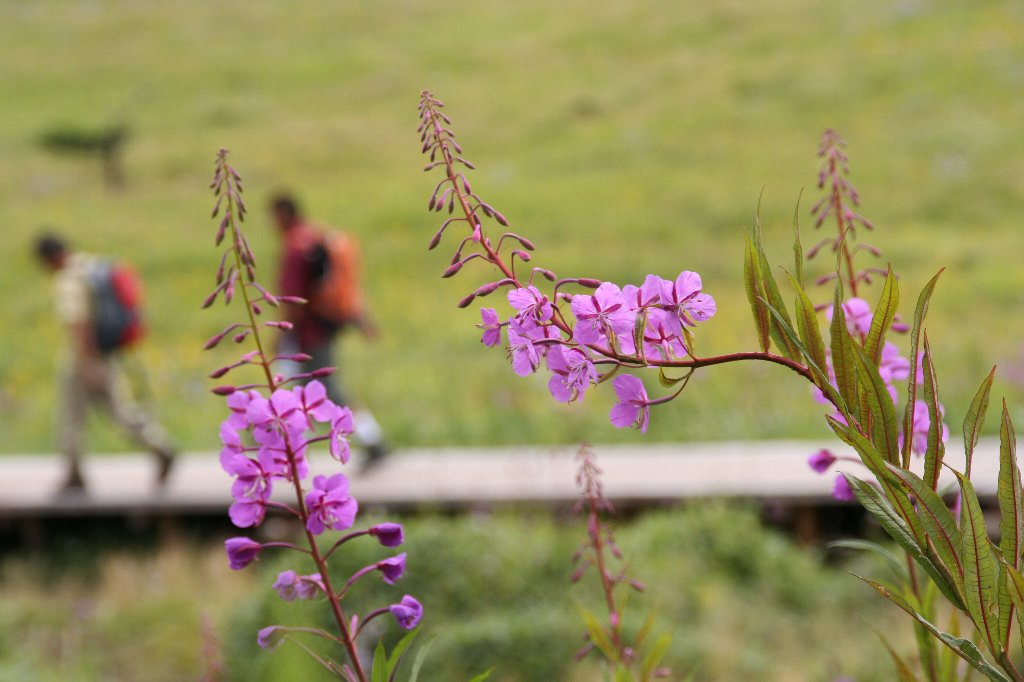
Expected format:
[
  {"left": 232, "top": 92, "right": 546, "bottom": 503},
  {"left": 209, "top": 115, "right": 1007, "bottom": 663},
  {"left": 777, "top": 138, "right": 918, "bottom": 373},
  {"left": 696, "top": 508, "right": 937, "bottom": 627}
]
[
  {"left": 270, "top": 194, "right": 302, "bottom": 233},
  {"left": 34, "top": 233, "right": 69, "bottom": 272}
]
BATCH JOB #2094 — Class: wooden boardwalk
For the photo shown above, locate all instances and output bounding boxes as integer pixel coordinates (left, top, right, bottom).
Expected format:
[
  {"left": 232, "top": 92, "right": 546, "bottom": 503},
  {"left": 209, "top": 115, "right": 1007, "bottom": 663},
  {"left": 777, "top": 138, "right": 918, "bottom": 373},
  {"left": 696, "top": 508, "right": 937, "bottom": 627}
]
[{"left": 0, "top": 439, "right": 1005, "bottom": 518}]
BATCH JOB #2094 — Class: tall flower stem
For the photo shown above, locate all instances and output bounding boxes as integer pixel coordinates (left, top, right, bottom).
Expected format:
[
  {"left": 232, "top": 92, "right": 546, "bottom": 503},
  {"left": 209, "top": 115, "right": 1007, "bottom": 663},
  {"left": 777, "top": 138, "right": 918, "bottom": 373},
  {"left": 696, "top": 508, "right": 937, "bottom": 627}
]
[{"left": 214, "top": 152, "right": 367, "bottom": 682}]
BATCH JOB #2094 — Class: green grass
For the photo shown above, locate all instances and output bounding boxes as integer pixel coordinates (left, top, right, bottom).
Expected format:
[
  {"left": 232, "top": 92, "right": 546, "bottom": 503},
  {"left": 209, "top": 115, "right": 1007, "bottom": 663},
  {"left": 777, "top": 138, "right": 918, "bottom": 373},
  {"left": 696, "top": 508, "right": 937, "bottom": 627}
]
[
  {"left": 0, "top": 505, "right": 913, "bottom": 680},
  {"left": 1, "top": 1, "right": 1023, "bottom": 453}
]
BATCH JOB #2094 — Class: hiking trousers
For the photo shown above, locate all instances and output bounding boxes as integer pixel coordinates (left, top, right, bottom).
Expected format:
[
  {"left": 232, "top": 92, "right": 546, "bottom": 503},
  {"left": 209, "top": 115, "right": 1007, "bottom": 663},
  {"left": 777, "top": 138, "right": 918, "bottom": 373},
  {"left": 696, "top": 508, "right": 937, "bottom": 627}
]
[{"left": 59, "top": 354, "right": 174, "bottom": 477}]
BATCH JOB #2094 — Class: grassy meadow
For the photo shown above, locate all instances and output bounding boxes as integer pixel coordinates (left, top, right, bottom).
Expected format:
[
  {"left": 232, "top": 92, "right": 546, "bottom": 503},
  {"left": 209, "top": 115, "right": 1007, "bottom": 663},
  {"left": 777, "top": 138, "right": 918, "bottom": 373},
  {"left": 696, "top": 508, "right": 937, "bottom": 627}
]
[
  {"left": 1, "top": 505, "right": 912, "bottom": 681},
  {"left": 1, "top": 1, "right": 1023, "bottom": 453}
]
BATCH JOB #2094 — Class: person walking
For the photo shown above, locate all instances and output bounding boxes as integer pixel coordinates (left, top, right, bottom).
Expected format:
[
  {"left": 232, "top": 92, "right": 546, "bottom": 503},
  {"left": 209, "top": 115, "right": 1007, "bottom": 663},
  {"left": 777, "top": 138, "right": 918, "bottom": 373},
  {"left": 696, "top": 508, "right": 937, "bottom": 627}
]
[
  {"left": 270, "top": 195, "right": 390, "bottom": 468},
  {"left": 35, "top": 234, "right": 176, "bottom": 492}
]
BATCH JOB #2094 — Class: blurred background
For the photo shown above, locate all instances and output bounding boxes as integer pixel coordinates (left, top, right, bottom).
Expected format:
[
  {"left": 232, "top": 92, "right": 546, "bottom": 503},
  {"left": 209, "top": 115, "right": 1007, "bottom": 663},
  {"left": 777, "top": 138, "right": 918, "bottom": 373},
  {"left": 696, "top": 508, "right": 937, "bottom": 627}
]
[{"left": 1, "top": 1, "right": 1022, "bottom": 679}]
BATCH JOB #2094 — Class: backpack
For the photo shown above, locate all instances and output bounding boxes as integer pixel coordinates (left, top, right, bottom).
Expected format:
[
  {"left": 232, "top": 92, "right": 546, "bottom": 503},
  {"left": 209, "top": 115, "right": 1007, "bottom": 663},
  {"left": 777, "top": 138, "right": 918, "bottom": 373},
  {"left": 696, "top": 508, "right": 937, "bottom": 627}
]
[
  {"left": 305, "top": 232, "right": 364, "bottom": 327},
  {"left": 88, "top": 260, "right": 145, "bottom": 353}
]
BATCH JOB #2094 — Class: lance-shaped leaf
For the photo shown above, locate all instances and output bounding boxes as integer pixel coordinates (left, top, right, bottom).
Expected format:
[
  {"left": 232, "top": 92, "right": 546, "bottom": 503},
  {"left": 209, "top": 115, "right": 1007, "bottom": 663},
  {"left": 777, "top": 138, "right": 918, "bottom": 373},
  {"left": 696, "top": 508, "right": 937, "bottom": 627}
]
[
  {"left": 758, "top": 262, "right": 801, "bottom": 362},
  {"left": 997, "top": 401, "right": 1023, "bottom": 649},
  {"left": 865, "top": 265, "right": 899, "bottom": 365},
  {"left": 785, "top": 270, "right": 827, "bottom": 382},
  {"left": 964, "top": 367, "right": 996, "bottom": 478},
  {"left": 843, "top": 473, "right": 964, "bottom": 610},
  {"left": 886, "top": 464, "right": 965, "bottom": 596},
  {"left": 830, "top": 284, "right": 860, "bottom": 422},
  {"left": 743, "top": 235, "right": 771, "bottom": 353},
  {"left": 763, "top": 300, "right": 847, "bottom": 414},
  {"left": 852, "top": 343, "right": 900, "bottom": 465},
  {"left": 902, "top": 270, "right": 944, "bottom": 467},
  {"left": 855, "top": 574, "right": 1012, "bottom": 682},
  {"left": 921, "top": 335, "right": 946, "bottom": 491},
  {"left": 827, "top": 538, "right": 909, "bottom": 584},
  {"left": 641, "top": 633, "right": 672, "bottom": 681},
  {"left": 997, "top": 400, "right": 1022, "bottom": 568},
  {"left": 954, "top": 471, "right": 1001, "bottom": 653}
]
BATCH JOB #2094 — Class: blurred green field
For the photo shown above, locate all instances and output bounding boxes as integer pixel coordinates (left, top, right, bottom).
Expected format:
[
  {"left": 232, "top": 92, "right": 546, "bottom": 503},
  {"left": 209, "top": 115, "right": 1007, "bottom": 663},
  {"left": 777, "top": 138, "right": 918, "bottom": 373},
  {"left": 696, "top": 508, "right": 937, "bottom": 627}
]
[
  {"left": 1, "top": 1, "right": 1023, "bottom": 453},
  {"left": 0, "top": 505, "right": 913, "bottom": 681}
]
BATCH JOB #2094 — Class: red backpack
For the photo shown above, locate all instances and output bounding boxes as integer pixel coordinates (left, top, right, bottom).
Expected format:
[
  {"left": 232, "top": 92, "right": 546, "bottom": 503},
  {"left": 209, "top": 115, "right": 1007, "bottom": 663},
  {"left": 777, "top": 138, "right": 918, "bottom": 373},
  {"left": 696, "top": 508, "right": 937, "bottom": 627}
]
[{"left": 90, "top": 261, "right": 145, "bottom": 353}]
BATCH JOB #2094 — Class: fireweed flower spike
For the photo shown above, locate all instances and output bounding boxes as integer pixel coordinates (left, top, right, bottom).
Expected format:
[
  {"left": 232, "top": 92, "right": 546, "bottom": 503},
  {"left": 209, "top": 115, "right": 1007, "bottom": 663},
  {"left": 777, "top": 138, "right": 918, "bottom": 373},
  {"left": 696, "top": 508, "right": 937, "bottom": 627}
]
[
  {"left": 571, "top": 446, "right": 671, "bottom": 677},
  {"left": 204, "top": 151, "right": 418, "bottom": 680},
  {"left": 419, "top": 91, "right": 810, "bottom": 434}
]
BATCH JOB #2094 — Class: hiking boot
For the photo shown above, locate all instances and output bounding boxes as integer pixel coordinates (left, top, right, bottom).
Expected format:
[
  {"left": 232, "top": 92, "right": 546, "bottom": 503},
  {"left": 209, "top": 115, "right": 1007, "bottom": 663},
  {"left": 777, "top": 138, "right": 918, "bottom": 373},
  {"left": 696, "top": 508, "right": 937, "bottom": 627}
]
[{"left": 155, "top": 449, "right": 176, "bottom": 489}]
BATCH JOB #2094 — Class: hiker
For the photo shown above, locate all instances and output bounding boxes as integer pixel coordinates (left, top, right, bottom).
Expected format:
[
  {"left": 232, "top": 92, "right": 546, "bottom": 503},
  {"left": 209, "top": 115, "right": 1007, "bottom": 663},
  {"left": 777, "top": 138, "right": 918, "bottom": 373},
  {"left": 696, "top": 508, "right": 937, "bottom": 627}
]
[
  {"left": 270, "top": 194, "right": 390, "bottom": 467},
  {"left": 34, "top": 234, "right": 176, "bottom": 491}
]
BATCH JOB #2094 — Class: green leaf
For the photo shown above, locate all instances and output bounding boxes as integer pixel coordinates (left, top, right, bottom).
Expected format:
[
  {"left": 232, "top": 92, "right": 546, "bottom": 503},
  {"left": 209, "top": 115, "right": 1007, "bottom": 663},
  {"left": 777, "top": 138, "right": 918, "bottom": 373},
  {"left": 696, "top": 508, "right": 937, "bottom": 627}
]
[
  {"left": 852, "top": 343, "right": 900, "bottom": 465},
  {"left": 964, "top": 367, "right": 997, "bottom": 478},
  {"left": 406, "top": 636, "right": 437, "bottom": 682},
  {"left": 372, "top": 640, "right": 388, "bottom": 682},
  {"left": 614, "top": 667, "right": 634, "bottom": 682},
  {"left": 996, "top": 401, "right": 1022, "bottom": 651},
  {"left": 829, "top": 284, "right": 860, "bottom": 421},
  {"left": 743, "top": 235, "right": 771, "bottom": 353},
  {"left": 885, "top": 465, "right": 965, "bottom": 593},
  {"left": 385, "top": 627, "right": 420, "bottom": 681},
  {"left": 997, "top": 400, "right": 1022, "bottom": 567},
  {"left": 954, "top": 471, "right": 1001, "bottom": 653},
  {"left": 842, "top": 471, "right": 965, "bottom": 610},
  {"left": 792, "top": 190, "right": 805, "bottom": 289},
  {"left": 855, "top": 574, "right": 1012, "bottom": 682},
  {"left": 466, "top": 669, "right": 494, "bottom": 682},
  {"left": 641, "top": 633, "right": 672, "bottom": 681},
  {"left": 827, "top": 538, "right": 908, "bottom": 583},
  {"left": 785, "top": 270, "right": 828, "bottom": 382},
  {"left": 755, "top": 244, "right": 801, "bottom": 362},
  {"left": 865, "top": 265, "right": 899, "bottom": 365},
  {"left": 902, "top": 269, "right": 944, "bottom": 467},
  {"left": 577, "top": 605, "right": 618, "bottom": 662},
  {"left": 921, "top": 335, "right": 946, "bottom": 491}
]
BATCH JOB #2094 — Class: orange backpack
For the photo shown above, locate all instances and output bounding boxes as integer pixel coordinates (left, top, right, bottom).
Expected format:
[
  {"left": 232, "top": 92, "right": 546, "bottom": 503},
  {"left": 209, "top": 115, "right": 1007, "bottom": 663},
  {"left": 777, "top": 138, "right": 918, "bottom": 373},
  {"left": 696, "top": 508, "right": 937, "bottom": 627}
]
[{"left": 307, "top": 232, "right": 364, "bottom": 326}]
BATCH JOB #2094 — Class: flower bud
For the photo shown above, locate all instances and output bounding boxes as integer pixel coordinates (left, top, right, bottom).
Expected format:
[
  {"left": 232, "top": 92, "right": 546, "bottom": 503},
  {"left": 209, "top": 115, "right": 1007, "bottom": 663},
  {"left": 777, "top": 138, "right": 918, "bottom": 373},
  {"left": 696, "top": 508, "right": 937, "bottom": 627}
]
[{"left": 211, "top": 385, "right": 237, "bottom": 396}]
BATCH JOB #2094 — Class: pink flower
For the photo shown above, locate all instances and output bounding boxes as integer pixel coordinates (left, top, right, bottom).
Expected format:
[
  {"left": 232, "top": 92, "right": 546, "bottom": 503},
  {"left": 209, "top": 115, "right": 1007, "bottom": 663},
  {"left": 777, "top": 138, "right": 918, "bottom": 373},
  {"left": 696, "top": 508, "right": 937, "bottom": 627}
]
[
  {"left": 377, "top": 553, "right": 407, "bottom": 585},
  {"left": 292, "top": 380, "right": 338, "bottom": 424},
  {"left": 832, "top": 474, "right": 855, "bottom": 502},
  {"left": 305, "top": 473, "right": 358, "bottom": 535},
  {"left": 621, "top": 275, "right": 663, "bottom": 311},
  {"left": 659, "top": 271, "right": 716, "bottom": 332},
  {"left": 546, "top": 345, "right": 597, "bottom": 403},
  {"left": 272, "top": 570, "right": 325, "bottom": 601},
  {"left": 507, "top": 320, "right": 541, "bottom": 376},
  {"left": 807, "top": 449, "right": 837, "bottom": 474},
  {"left": 609, "top": 375, "right": 651, "bottom": 433},
  {"left": 257, "top": 626, "right": 285, "bottom": 650},
  {"left": 328, "top": 406, "right": 354, "bottom": 463},
  {"left": 225, "top": 537, "right": 262, "bottom": 570},
  {"left": 508, "top": 285, "right": 553, "bottom": 323},
  {"left": 389, "top": 595, "right": 423, "bottom": 630},
  {"left": 369, "top": 523, "right": 405, "bottom": 547},
  {"left": 571, "top": 282, "right": 636, "bottom": 347},
  {"left": 642, "top": 309, "right": 687, "bottom": 361},
  {"left": 477, "top": 308, "right": 502, "bottom": 347}
]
